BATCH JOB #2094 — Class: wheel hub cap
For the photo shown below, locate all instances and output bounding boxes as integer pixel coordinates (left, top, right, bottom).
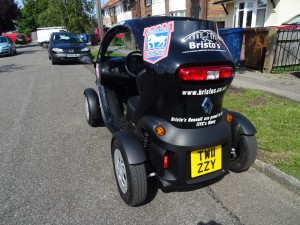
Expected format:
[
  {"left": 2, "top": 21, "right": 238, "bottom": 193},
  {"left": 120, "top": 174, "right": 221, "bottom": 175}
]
[
  {"left": 114, "top": 149, "right": 128, "bottom": 194},
  {"left": 85, "top": 97, "right": 90, "bottom": 120}
]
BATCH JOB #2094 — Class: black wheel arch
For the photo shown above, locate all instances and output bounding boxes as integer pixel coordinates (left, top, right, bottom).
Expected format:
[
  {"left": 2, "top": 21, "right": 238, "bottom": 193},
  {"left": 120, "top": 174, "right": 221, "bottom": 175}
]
[
  {"left": 231, "top": 111, "right": 257, "bottom": 149},
  {"left": 84, "top": 88, "right": 102, "bottom": 121},
  {"left": 112, "top": 131, "right": 147, "bottom": 165}
]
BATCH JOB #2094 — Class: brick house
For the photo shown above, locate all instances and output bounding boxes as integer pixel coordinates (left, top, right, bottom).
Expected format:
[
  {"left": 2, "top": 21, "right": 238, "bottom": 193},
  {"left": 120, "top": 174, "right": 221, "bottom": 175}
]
[
  {"left": 213, "top": 0, "right": 300, "bottom": 28},
  {"left": 138, "top": 0, "right": 226, "bottom": 26},
  {"left": 101, "top": 0, "right": 227, "bottom": 27},
  {"left": 101, "top": 0, "right": 132, "bottom": 27}
]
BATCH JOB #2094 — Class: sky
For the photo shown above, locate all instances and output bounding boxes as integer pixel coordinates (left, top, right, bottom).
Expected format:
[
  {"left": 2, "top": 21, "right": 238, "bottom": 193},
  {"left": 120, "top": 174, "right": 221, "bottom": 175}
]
[{"left": 16, "top": 0, "right": 23, "bottom": 7}]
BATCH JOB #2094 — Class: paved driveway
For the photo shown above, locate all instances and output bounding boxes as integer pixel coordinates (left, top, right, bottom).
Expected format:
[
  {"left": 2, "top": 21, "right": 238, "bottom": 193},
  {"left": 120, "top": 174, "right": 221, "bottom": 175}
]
[{"left": 0, "top": 44, "right": 299, "bottom": 225}]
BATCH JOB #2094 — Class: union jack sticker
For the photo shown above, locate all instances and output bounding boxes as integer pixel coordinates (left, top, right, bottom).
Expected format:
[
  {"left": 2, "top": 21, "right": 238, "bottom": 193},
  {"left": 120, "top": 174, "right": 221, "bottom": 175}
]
[{"left": 143, "top": 21, "right": 174, "bottom": 64}]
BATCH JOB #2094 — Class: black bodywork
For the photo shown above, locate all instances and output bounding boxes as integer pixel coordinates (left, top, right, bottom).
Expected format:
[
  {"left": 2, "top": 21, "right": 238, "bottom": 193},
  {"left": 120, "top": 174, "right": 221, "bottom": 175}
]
[
  {"left": 89, "top": 17, "right": 256, "bottom": 189},
  {"left": 48, "top": 32, "right": 91, "bottom": 63}
]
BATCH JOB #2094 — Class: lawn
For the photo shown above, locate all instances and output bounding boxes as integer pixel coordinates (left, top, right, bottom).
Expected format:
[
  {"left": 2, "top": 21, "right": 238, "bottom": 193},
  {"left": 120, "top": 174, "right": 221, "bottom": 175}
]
[{"left": 224, "top": 87, "right": 300, "bottom": 180}]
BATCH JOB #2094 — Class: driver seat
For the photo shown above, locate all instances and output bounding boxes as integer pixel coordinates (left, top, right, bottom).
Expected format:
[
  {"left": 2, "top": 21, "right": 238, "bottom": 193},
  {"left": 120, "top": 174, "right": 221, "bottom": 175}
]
[{"left": 125, "top": 69, "right": 146, "bottom": 122}]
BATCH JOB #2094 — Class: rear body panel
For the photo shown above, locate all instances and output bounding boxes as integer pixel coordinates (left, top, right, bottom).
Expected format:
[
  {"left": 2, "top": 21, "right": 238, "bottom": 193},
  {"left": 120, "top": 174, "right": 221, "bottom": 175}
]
[{"left": 96, "top": 17, "right": 248, "bottom": 189}]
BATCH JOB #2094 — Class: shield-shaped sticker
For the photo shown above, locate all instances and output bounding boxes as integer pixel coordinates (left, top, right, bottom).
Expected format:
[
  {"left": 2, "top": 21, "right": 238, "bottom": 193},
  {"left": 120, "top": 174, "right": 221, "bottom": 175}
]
[{"left": 143, "top": 21, "right": 174, "bottom": 64}]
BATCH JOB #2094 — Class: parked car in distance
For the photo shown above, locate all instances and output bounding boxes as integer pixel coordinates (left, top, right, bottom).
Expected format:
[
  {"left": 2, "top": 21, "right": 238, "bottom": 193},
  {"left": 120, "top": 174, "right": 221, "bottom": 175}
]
[
  {"left": 15, "top": 35, "right": 27, "bottom": 45},
  {"left": 2, "top": 33, "right": 32, "bottom": 44},
  {"left": 2, "top": 33, "right": 18, "bottom": 42},
  {"left": 25, "top": 36, "right": 31, "bottom": 43},
  {"left": 92, "top": 26, "right": 110, "bottom": 42},
  {"left": 279, "top": 14, "right": 300, "bottom": 30},
  {"left": 80, "top": 34, "right": 89, "bottom": 43},
  {"left": 0, "top": 36, "right": 17, "bottom": 56},
  {"left": 282, "top": 14, "right": 300, "bottom": 25},
  {"left": 48, "top": 32, "right": 91, "bottom": 65}
]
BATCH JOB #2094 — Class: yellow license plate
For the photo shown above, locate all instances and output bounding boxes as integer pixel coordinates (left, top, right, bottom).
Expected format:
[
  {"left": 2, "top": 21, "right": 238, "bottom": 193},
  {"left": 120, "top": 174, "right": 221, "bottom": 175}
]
[{"left": 191, "top": 145, "right": 222, "bottom": 178}]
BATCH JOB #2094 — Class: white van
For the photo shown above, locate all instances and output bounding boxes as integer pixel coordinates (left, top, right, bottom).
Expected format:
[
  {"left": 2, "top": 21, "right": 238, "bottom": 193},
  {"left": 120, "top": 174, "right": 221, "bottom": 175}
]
[{"left": 37, "top": 27, "right": 66, "bottom": 48}]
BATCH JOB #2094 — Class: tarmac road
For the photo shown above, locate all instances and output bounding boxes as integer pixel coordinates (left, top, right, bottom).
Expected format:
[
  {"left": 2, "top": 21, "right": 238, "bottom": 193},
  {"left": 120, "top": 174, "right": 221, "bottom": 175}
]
[{"left": 0, "top": 44, "right": 299, "bottom": 225}]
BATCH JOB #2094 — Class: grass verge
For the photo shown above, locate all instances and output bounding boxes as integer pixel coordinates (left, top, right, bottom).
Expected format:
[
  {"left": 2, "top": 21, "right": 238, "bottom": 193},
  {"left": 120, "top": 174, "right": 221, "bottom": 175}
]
[
  {"left": 224, "top": 87, "right": 300, "bottom": 180},
  {"left": 91, "top": 51, "right": 97, "bottom": 62},
  {"left": 91, "top": 51, "right": 124, "bottom": 63}
]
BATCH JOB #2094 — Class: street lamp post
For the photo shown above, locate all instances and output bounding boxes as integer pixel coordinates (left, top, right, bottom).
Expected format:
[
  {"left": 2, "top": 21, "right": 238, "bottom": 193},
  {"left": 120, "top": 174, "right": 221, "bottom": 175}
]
[{"left": 96, "top": 0, "right": 104, "bottom": 43}]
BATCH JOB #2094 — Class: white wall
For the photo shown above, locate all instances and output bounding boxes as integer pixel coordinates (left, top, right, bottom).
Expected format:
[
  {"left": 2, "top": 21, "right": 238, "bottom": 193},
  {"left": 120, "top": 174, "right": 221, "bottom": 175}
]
[
  {"left": 169, "top": 0, "right": 186, "bottom": 12},
  {"left": 117, "top": 11, "right": 132, "bottom": 23},
  {"left": 224, "top": 3, "right": 234, "bottom": 28},
  {"left": 152, "top": 0, "right": 166, "bottom": 16},
  {"left": 224, "top": 0, "right": 300, "bottom": 28},
  {"left": 265, "top": 0, "right": 300, "bottom": 26}
]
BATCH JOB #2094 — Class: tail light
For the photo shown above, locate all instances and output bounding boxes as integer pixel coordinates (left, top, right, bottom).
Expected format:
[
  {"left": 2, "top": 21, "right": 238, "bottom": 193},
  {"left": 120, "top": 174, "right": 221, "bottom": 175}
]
[
  {"left": 163, "top": 155, "right": 169, "bottom": 169},
  {"left": 178, "top": 66, "right": 233, "bottom": 81}
]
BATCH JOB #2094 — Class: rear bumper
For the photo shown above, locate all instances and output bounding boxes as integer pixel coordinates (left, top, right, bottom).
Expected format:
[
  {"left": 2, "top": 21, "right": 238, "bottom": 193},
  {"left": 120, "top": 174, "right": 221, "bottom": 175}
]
[{"left": 137, "top": 115, "right": 232, "bottom": 189}]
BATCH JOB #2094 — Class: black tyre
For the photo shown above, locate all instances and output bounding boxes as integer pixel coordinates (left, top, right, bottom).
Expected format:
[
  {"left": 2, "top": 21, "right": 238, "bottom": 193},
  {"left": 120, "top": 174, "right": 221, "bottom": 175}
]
[
  {"left": 51, "top": 56, "right": 58, "bottom": 65},
  {"left": 42, "top": 42, "right": 48, "bottom": 48},
  {"left": 10, "top": 47, "right": 14, "bottom": 56},
  {"left": 84, "top": 96, "right": 101, "bottom": 127},
  {"left": 112, "top": 140, "right": 147, "bottom": 206},
  {"left": 229, "top": 135, "right": 258, "bottom": 173}
]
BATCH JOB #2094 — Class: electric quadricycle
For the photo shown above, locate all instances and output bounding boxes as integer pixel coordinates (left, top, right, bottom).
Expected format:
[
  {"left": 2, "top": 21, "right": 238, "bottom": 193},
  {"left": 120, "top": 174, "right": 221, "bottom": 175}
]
[{"left": 83, "top": 17, "right": 258, "bottom": 206}]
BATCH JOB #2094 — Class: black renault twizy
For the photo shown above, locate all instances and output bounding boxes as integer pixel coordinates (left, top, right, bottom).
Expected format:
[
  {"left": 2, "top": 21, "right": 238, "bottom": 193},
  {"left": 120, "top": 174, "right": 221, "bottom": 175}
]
[{"left": 83, "top": 17, "right": 257, "bottom": 206}]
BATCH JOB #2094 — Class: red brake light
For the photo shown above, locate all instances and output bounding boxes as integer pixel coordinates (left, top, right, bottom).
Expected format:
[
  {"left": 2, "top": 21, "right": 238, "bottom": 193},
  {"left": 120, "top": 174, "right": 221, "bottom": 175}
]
[
  {"left": 178, "top": 66, "right": 233, "bottom": 81},
  {"left": 163, "top": 155, "right": 168, "bottom": 169}
]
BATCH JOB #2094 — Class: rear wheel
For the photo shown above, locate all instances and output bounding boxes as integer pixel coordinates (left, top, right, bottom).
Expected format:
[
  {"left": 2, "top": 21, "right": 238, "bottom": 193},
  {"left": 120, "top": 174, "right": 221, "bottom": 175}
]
[
  {"left": 112, "top": 140, "right": 147, "bottom": 206},
  {"left": 229, "top": 135, "right": 257, "bottom": 172}
]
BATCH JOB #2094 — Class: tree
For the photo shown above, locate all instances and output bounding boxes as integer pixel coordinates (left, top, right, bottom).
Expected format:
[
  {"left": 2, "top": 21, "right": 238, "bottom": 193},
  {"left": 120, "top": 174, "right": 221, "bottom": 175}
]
[
  {"left": 0, "top": 0, "right": 21, "bottom": 35},
  {"left": 43, "top": 0, "right": 95, "bottom": 33},
  {"left": 17, "top": 0, "right": 96, "bottom": 35},
  {"left": 17, "top": 0, "right": 49, "bottom": 36}
]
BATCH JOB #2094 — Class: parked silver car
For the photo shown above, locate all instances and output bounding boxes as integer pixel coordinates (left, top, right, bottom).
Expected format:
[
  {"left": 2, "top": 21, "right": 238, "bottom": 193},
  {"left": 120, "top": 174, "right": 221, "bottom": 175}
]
[{"left": 0, "top": 36, "right": 17, "bottom": 56}]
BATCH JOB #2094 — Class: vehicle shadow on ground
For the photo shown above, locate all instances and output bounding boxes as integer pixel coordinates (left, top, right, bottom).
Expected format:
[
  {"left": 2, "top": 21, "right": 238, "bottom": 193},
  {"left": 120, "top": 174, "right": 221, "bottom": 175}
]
[
  {"left": 197, "top": 221, "right": 222, "bottom": 225},
  {"left": 52, "top": 61, "right": 87, "bottom": 66},
  {"left": 16, "top": 43, "right": 39, "bottom": 49},
  {"left": 142, "top": 173, "right": 228, "bottom": 206},
  {"left": 160, "top": 173, "right": 227, "bottom": 194},
  {"left": 15, "top": 50, "right": 41, "bottom": 55},
  {"left": 291, "top": 71, "right": 300, "bottom": 79},
  {"left": 0, "top": 64, "right": 26, "bottom": 73}
]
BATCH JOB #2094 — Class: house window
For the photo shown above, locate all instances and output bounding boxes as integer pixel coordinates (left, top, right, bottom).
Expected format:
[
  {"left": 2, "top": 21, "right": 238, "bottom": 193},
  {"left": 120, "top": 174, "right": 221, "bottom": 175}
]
[
  {"left": 234, "top": 1, "right": 254, "bottom": 28},
  {"left": 115, "top": 4, "right": 123, "bottom": 15},
  {"left": 110, "top": 7, "right": 115, "bottom": 16},
  {"left": 145, "top": 0, "right": 152, "bottom": 6},
  {"left": 170, "top": 10, "right": 185, "bottom": 17},
  {"left": 104, "top": 9, "right": 110, "bottom": 18},
  {"left": 256, "top": 0, "right": 267, "bottom": 27},
  {"left": 234, "top": 0, "right": 267, "bottom": 28}
]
